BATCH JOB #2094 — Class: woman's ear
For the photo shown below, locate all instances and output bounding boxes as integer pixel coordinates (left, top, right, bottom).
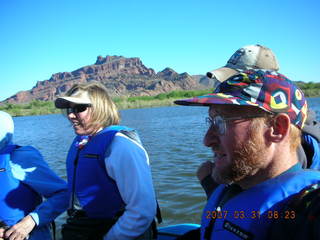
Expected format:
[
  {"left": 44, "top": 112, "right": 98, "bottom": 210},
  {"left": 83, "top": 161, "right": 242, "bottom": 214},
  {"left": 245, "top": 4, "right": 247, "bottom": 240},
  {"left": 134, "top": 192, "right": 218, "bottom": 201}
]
[{"left": 267, "top": 113, "right": 291, "bottom": 143}]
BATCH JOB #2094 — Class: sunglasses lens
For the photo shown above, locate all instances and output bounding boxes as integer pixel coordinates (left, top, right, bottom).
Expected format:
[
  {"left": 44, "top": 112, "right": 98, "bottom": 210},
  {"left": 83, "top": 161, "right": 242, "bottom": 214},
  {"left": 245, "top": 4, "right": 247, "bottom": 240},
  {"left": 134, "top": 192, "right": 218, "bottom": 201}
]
[
  {"left": 66, "top": 105, "right": 88, "bottom": 114},
  {"left": 75, "top": 105, "right": 87, "bottom": 113}
]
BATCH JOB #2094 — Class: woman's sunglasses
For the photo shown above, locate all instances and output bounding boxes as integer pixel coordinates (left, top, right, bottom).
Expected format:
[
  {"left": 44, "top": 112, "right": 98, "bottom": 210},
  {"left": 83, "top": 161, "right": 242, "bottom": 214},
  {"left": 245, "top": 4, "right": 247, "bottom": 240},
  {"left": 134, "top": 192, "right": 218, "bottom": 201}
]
[{"left": 66, "top": 104, "right": 91, "bottom": 114}]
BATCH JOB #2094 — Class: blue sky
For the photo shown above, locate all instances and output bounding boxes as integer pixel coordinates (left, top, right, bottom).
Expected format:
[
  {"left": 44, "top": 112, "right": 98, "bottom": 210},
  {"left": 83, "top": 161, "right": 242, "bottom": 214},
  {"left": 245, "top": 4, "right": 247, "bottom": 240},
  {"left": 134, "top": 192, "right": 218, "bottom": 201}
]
[{"left": 1, "top": 0, "right": 319, "bottom": 101}]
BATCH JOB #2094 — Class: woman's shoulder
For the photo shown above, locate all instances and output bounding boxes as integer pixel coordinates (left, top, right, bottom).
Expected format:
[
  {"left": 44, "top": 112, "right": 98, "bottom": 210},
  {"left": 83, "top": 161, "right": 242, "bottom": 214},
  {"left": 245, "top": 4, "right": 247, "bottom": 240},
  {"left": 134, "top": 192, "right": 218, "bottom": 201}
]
[{"left": 113, "top": 131, "right": 143, "bottom": 150}]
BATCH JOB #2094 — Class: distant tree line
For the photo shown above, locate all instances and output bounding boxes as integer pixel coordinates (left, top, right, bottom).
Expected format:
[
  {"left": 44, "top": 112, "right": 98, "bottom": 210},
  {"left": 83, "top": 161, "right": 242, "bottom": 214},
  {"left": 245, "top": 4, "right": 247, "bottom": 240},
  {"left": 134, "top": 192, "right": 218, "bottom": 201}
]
[
  {"left": 0, "top": 84, "right": 318, "bottom": 117},
  {"left": 295, "top": 81, "right": 320, "bottom": 97},
  {"left": 0, "top": 100, "right": 60, "bottom": 116},
  {"left": 0, "top": 89, "right": 213, "bottom": 116}
]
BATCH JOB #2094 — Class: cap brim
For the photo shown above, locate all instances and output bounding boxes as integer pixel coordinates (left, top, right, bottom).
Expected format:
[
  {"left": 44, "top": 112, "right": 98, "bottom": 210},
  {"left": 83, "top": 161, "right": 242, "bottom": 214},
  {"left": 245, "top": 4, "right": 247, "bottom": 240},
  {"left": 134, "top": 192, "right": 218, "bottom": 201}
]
[
  {"left": 55, "top": 96, "right": 91, "bottom": 109},
  {"left": 174, "top": 93, "right": 236, "bottom": 106},
  {"left": 174, "top": 92, "right": 260, "bottom": 108},
  {"left": 207, "top": 67, "right": 239, "bottom": 82}
]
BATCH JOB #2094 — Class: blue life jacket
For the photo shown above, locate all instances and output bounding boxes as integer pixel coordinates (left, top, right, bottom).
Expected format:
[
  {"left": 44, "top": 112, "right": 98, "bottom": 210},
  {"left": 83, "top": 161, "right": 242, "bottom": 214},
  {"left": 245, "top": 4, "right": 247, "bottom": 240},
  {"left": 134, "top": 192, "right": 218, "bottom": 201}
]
[
  {"left": 304, "top": 134, "right": 320, "bottom": 170},
  {"left": 200, "top": 170, "right": 320, "bottom": 240},
  {"left": 66, "top": 125, "right": 132, "bottom": 219},
  {"left": 0, "top": 145, "right": 42, "bottom": 226}
]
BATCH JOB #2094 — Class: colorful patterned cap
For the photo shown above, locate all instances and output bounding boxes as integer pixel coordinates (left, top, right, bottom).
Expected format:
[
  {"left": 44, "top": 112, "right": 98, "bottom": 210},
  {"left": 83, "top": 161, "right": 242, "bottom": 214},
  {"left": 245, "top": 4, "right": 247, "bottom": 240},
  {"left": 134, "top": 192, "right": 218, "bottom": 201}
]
[{"left": 175, "top": 70, "right": 308, "bottom": 129}]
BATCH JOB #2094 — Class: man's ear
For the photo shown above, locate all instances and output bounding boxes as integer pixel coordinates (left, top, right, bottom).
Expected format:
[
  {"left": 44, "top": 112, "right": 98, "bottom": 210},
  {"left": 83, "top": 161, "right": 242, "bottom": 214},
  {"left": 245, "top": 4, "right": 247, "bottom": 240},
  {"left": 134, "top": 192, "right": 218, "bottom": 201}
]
[{"left": 266, "top": 113, "right": 291, "bottom": 143}]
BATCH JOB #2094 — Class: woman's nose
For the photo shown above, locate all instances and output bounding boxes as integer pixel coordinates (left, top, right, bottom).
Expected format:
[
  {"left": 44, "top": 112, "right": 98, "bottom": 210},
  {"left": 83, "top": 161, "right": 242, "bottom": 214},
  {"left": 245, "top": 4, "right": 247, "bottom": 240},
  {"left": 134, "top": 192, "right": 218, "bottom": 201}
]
[{"left": 67, "top": 111, "right": 76, "bottom": 120}]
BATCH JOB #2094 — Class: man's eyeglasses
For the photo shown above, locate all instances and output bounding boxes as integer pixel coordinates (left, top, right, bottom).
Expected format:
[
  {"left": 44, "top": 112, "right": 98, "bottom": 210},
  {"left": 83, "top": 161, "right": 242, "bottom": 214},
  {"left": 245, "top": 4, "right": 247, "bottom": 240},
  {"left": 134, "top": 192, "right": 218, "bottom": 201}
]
[
  {"left": 206, "top": 114, "right": 270, "bottom": 135},
  {"left": 66, "top": 104, "right": 91, "bottom": 114}
]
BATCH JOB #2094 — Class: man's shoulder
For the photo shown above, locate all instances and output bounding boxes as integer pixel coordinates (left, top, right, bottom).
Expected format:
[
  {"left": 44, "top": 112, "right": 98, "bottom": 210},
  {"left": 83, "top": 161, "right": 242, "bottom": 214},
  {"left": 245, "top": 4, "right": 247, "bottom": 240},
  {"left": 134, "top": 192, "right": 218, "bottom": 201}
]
[
  {"left": 12, "top": 145, "right": 41, "bottom": 156},
  {"left": 298, "top": 169, "right": 320, "bottom": 178},
  {"left": 14, "top": 145, "right": 38, "bottom": 152},
  {"left": 271, "top": 169, "right": 320, "bottom": 191},
  {"left": 281, "top": 168, "right": 320, "bottom": 180},
  {"left": 11, "top": 145, "right": 43, "bottom": 164}
]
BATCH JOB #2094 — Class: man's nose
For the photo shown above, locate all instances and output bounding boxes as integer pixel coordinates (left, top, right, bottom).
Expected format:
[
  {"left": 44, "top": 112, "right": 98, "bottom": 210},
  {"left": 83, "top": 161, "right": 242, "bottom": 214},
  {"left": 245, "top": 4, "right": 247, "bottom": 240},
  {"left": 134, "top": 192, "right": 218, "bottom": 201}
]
[{"left": 203, "top": 126, "right": 220, "bottom": 147}]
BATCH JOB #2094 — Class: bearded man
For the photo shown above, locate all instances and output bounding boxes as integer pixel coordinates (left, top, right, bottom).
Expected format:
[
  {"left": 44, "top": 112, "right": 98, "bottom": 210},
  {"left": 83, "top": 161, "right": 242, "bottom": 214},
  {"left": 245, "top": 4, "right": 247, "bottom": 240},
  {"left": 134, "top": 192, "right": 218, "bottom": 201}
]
[{"left": 175, "top": 70, "right": 320, "bottom": 240}]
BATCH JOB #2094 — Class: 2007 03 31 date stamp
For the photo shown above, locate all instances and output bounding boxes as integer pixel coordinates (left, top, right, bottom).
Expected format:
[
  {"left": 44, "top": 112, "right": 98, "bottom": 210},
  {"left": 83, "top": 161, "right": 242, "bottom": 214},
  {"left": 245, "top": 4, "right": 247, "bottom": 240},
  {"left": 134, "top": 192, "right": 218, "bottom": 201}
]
[{"left": 206, "top": 210, "right": 296, "bottom": 219}]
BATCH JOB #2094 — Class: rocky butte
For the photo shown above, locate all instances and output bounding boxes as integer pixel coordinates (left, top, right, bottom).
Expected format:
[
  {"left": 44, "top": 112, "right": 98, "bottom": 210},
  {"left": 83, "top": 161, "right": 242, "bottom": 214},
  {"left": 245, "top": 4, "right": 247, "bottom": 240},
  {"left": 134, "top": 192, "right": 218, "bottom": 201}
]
[{"left": 3, "top": 55, "right": 217, "bottom": 104}]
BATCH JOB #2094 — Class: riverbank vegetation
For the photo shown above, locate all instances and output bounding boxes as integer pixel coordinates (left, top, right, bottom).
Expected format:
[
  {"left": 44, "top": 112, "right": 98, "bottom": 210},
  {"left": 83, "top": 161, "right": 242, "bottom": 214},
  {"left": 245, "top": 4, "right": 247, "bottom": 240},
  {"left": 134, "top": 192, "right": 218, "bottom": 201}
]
[
  {"left": 0, "top": 100, "right": 60, "bottom": 117},
  {"left": 1, "top": 82, "right": 319, "bottom": 117},
  {"left": 296, "top": 82, "right": 320, "bottom": 97},
  {"left": 0, "top": 89, "right": 213, "bottom": 116}
]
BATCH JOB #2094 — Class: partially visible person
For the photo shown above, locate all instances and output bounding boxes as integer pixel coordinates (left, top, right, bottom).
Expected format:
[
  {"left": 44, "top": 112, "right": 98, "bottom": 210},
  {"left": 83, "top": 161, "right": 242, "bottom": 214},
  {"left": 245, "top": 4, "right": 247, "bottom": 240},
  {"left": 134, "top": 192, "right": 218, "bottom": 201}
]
[
  {"left": 206, "top": 44, "right": 279, "bottom": 82},
  {"left": 268, "top": 182, "right": 320, "bottom": 240},
  {"left": 0, "top": 111, "right": 69, "bottom": 240},
  {"left": 196, "top": 161, "right": 217, "bottom": 199},
  {"left": 54, "top": 82, "right": 157, "bottom": 240},
  {"left": 300, "top": 109, "right": 320, "bottom": 169},
  {"left": 175, "top": 70, "right": 320, "bottom": 240}
]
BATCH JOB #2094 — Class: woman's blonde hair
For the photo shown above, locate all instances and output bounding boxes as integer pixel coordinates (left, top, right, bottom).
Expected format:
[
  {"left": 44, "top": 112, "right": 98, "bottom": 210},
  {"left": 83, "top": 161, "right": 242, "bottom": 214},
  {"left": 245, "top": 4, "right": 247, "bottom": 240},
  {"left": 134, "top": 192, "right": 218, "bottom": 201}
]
[{"left": 65, "top": 81, "right": 120, "bottom": 130}]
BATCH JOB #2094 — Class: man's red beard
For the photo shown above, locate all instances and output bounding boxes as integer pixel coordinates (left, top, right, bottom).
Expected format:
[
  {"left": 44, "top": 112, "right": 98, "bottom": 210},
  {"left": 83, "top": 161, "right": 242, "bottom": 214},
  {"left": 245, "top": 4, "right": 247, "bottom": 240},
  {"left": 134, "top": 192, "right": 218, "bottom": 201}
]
[{"left": 212, "top": 121, "right": 267, "bottom": 184}]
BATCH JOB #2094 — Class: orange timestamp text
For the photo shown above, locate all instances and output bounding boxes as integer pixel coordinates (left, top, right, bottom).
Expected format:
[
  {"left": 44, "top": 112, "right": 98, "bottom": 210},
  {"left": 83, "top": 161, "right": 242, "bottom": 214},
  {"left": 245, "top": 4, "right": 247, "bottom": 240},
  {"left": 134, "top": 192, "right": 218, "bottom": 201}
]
[{"left": 206, "top": 210, "right": 296, "bottom": 219}]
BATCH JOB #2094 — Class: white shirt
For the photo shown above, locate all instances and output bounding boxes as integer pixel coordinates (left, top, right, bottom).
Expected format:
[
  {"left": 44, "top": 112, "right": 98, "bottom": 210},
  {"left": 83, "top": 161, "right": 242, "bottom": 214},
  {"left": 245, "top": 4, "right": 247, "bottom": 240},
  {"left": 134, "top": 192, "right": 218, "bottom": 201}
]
[{"left": 104, "top": 132, "right": 156, "bottom": 240}]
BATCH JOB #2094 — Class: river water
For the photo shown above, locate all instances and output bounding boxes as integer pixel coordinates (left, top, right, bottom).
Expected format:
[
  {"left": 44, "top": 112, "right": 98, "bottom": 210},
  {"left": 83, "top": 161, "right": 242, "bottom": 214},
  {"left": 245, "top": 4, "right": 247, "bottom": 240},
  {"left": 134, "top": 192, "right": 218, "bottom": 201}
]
[{"left": 12, "top": 97, "right": 320, "bottom": 230}]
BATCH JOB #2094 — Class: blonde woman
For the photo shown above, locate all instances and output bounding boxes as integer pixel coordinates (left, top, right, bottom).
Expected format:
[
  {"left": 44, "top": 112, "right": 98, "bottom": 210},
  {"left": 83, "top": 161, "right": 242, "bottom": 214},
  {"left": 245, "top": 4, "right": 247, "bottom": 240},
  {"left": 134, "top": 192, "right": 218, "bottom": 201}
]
[{"left": 55, "top": 82, "right": 156, "bottom": 240}]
